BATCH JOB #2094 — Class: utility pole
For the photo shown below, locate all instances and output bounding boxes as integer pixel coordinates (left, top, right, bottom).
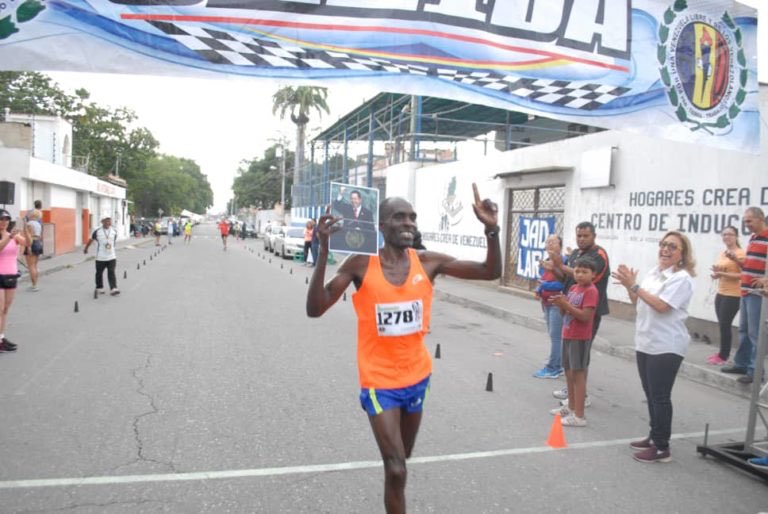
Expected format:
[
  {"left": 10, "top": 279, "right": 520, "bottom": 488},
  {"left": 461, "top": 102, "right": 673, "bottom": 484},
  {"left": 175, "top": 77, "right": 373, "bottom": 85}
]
[{"left": 276, "top": 144, "right": 286, "bottom": 221}]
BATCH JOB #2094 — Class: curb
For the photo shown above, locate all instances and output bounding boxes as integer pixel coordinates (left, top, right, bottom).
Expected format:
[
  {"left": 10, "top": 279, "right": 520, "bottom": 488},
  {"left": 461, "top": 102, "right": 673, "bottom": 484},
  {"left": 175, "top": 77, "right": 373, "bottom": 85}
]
[{"left": 435, "top": 289, "right": 751, "bottom": 399}]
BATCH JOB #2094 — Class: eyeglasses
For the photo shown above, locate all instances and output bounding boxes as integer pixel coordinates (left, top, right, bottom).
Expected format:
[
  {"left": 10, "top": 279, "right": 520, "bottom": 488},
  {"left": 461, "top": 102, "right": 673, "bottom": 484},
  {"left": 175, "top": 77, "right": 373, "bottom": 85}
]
[{"left": 658, "top": 241, "right": 679, "bottom": 252}]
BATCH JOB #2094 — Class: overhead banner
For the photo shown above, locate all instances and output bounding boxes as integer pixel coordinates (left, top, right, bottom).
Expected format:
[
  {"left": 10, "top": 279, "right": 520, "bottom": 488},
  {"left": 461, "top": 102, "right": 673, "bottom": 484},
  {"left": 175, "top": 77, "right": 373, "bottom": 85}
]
[{"left": 0, "top": 1, "right": 759, "bottom": 152}]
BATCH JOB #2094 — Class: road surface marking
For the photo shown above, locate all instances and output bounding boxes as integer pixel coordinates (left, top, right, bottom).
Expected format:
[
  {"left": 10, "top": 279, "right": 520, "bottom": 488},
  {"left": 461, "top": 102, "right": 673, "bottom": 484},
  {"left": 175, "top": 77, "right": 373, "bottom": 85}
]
[{"left": 0, "top": 428, "right": 743, "bottom": 489}]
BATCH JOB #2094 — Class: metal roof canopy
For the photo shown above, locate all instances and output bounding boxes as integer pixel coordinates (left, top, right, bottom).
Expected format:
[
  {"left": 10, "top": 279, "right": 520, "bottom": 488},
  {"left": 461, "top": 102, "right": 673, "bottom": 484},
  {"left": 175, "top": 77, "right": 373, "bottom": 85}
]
[{"left": 313, "top": 92, "right": 529, "bottom": 143}]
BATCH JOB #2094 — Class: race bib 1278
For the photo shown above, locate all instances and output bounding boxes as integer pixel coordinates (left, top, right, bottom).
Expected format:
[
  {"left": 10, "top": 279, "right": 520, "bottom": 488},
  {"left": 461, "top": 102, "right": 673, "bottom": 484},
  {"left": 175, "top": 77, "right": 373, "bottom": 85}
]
[{"left": 376, "top": 300, "right": 423, "bottom": 337}]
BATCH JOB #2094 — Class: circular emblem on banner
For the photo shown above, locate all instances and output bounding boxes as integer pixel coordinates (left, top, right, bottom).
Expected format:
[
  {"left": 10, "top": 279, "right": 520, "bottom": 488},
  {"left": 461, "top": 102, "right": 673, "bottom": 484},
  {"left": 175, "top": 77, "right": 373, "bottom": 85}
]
[
  {"left": 0, "top": 0, "right": 46, "bottom": 40},
  {"left": 658, "top": 3, "right": 747, "bottom": 133},
  {"left": 345, "top": 228, "right": 365, "bottom": 250}
]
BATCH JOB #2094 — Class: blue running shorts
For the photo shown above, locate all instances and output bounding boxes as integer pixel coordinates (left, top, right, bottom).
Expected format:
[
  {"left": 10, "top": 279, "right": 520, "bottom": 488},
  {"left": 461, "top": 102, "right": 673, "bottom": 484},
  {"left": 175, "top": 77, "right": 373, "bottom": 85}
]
[{"left": 359, "top": 375, "right": 431, "bottom": 416}]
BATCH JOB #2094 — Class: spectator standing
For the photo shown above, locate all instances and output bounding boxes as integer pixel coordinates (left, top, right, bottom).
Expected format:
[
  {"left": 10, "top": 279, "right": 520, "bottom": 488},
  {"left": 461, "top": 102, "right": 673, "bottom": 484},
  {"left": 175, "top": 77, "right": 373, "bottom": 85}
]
[
  {"left": 549, "top": 221, "right": 610, "bottom": 402},
  {"left": 24, "top": 200, "right": 44, "bottom": 291},
  {"left": 549, "top": 257, "right": 598, "bottom": 427},
  {"left": 612, "top": 231, "right": 695, "bottom": 463},
  {"left": 533, "top": 235, "right": 567, "bottom": 379},
  {"left": 721, "top": 207, "right": 768, "bottom": 384},
  {"left": 708, "top": 226, "right": 745, "bottom": 365},
  {"left": 310, "top": 219, "right": 319, "bottom": 266},
  {"left": 0, "top": 209, "right": 28, "bottom": 353},
  {"left": 83, "top": 213, "right": 120, "bottom": 296},
  {"left": 303, "top": 220, "right": 314, "bottom": 265}
]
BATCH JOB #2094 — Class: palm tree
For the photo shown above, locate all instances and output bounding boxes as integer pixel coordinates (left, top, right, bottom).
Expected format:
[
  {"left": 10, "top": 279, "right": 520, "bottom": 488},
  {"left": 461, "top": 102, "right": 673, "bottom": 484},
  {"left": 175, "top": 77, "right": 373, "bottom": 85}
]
[{"left": 271, "top": 86, "right": 330, "bottom": 190}]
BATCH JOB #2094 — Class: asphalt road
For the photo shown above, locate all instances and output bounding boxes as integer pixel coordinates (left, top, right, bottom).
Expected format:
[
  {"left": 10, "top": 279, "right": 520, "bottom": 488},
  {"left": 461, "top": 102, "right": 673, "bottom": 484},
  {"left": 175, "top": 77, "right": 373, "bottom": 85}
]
[{"left": 0, "top": 223, "right": 765, "bottom": 513}]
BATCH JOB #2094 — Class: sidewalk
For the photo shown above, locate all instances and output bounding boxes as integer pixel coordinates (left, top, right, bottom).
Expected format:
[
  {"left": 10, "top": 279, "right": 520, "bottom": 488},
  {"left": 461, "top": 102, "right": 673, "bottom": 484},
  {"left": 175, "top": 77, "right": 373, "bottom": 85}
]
[
  {"left": 23, "top": 236, "right": 158, "bottom": 278},
  {"left": 433, "top": 276, "right": 757, "bottom": 398}
]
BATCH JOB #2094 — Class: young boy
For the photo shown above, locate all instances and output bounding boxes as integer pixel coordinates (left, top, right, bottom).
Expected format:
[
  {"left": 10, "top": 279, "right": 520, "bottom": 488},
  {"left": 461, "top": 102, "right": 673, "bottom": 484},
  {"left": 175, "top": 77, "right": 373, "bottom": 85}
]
[{"left": 548, "top": 257, "right": 598, "bottom": 427}]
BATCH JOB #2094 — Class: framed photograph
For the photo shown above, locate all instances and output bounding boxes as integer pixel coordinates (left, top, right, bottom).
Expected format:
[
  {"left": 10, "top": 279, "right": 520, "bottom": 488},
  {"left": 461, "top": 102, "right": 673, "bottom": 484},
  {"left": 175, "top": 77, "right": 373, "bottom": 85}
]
[{"left": 329, "top": 182, "right": 380, "bottom": 255}]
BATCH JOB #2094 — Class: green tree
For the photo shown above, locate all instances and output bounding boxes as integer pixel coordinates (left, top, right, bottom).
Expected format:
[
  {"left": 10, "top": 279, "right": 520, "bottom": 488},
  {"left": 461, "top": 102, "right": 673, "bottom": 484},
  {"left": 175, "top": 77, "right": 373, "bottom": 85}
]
[
  {"left": 0, "top": 71, "right": 160, "bottom": 178},
  {"left": 271, "top": 86, "right": 329, "bottom": 191},
  {"left": 0, "top": 71, "right": 78, "bottom": 115},
  {"left": 232, "top": 145, "right": 294, "bottom": 210},
  {"left": 131, "top": 155, "right": 212, "bottom": 217}
]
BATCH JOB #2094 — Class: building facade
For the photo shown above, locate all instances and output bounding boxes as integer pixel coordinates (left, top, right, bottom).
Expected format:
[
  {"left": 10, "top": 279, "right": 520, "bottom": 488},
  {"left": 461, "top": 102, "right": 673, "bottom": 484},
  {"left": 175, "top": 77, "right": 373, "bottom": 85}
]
[
  {"left": 385, "top": 86, "right": 767, "bottom": 326},
  {"left": 0, "top": 113, "right": 128, "bottom": 255}
]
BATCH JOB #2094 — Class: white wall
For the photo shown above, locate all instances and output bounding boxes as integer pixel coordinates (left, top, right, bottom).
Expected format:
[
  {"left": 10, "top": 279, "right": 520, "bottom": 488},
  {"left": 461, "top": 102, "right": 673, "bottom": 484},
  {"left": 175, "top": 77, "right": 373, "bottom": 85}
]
[{"left": 390, "top": 87, "right": 768, "bottom": 323}]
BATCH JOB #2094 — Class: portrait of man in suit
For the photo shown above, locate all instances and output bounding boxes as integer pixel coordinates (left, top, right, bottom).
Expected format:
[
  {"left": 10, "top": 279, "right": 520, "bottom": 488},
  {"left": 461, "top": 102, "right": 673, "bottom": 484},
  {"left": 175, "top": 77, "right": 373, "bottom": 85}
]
[
  {"left": 332, "top": 187, "right": 374, "bottom": 223},
  {"left": 329, "top": 183, "right": 379, "bottom": 255}
]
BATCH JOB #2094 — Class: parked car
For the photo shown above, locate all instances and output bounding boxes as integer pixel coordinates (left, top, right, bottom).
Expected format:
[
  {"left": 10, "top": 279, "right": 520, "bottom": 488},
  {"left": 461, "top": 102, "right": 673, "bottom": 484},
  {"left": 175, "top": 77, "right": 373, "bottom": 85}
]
[
  {"left": 264, "top": 225, "right": 284, "bottom": 252},
  {"left": 273, "top": 227, "right": 305, "bottom": 259},
  {"left": 243, "top": 223, "right": 257, "bottom": 238}
]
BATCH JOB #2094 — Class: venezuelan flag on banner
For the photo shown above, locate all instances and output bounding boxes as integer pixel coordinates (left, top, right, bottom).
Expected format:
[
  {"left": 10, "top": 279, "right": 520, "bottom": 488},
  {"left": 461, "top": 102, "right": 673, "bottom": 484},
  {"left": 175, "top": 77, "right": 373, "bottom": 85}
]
[{"left": 0, "top": 0, "right": 759, "bottom": 153}]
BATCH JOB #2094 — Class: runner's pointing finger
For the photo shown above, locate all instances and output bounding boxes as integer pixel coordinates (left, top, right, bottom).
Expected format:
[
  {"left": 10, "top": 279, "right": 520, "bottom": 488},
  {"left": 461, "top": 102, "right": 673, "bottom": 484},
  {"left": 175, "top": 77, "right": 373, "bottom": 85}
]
[{"left": 472, "top": 182, "right": 481, "bottom": 205}]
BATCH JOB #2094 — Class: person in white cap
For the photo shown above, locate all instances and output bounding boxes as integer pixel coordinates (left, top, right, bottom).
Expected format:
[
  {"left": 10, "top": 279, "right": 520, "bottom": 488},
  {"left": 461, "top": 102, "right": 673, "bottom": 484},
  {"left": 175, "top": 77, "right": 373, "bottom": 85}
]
[{"left": 83, "top": 213, "right": 120, "bottom": 295}]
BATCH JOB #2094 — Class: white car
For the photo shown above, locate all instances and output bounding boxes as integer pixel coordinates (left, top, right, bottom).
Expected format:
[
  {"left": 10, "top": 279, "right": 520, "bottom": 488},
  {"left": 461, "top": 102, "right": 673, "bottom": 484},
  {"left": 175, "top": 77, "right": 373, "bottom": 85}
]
[
  {"left": 263, "top": 225, "right": 283, "bottom": 252},
  {"left": 273, "top": 227, "right": 305, "bottom": 259}
]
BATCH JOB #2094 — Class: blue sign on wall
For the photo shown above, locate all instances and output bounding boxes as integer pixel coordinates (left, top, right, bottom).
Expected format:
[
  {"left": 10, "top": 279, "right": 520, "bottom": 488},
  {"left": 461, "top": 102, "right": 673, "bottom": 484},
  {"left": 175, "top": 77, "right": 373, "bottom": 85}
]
[{"left": 516, "top": 216, "right": 556, "bottom": 279}]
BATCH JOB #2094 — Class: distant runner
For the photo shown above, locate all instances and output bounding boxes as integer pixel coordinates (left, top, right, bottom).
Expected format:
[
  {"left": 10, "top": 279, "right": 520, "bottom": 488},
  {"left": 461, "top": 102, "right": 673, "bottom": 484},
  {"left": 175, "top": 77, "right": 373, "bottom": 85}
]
[{"left": 218, "top": 218, "right": 230, "bottom": 251}]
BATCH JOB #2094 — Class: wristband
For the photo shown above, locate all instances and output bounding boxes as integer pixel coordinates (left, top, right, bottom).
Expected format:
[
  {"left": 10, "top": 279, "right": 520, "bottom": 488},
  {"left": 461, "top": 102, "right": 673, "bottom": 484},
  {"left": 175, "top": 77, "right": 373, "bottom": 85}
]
[
  {"left": 630, "top": 284, "right": 640, "bottom": 294},
  {"left": 485, "top": 225, "right": 500, "bottom": 238}
]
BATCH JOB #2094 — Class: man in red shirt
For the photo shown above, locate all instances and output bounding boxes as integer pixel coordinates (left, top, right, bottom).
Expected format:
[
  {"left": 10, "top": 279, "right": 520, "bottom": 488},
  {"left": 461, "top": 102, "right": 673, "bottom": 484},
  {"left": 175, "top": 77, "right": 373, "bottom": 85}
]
[
  {"left": 722, "top": 206, "right": 768, "bottom": 384},
  {"left": 217, "top": 218, "right": 230, "bottom": 251}
]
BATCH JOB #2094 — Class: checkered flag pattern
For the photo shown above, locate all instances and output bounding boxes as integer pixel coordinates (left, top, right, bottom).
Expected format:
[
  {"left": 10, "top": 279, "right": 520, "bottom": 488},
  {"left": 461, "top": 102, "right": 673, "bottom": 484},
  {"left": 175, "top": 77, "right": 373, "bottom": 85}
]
[{"left": 148, "top": 20, "right": 630, "bottom": 111}]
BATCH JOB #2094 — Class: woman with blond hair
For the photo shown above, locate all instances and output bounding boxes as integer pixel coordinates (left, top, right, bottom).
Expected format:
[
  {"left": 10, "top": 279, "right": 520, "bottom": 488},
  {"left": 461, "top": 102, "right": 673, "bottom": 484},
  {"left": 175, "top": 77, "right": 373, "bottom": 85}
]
[
  {"left": 612, "top": 231, "right": 695, "bottom": 464},
  {"left": 708, "top": 226, "right": 745, "bottom": 365}
]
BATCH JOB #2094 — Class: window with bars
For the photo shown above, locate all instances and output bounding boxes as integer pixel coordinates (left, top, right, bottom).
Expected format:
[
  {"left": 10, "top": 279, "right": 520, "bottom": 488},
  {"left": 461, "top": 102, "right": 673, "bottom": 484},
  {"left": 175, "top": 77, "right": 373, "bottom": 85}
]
[{"left": 503, "top": 186, "right": 565, "bottom": 290}]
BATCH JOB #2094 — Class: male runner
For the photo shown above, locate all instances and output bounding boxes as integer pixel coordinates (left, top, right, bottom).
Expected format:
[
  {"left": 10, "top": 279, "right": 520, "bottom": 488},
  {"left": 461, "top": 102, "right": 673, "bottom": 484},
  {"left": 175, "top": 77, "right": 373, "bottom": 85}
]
[{"left": 307, "top": 184, "right": 501, "bottom": 514}]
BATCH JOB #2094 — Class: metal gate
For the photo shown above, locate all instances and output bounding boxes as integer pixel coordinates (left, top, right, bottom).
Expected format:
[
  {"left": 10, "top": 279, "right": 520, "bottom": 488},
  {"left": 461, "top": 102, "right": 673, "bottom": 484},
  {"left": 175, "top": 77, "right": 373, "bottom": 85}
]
[{"left": 503, "top": 186, "right": 565, "bottom": 290}]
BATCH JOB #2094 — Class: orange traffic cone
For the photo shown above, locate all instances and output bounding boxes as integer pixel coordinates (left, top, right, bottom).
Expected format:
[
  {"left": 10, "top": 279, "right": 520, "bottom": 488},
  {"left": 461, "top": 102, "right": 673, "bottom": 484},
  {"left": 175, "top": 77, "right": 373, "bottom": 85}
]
[{"left": 546, "top": 414, "right": 567, "bottom": 449}]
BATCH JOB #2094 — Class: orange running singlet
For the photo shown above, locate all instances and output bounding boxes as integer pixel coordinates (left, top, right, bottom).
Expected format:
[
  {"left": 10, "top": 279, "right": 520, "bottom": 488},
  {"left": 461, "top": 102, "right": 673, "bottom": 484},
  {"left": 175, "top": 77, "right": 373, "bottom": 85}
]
[{"left": 352, "top": 248, "right": 433, "bottom": 389}]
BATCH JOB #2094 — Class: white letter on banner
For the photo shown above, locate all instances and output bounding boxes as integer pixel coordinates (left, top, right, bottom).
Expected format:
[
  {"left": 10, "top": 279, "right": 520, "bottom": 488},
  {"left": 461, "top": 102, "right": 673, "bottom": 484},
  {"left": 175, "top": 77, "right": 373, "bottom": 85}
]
[
  {"left": 421, "top": 0, "right": 487, "bottom": 23},
  {"left": 562, "top": 0, "right": 628, "bottom": 55},
  {"left": 519, "top": 218, "right": 531, "bottom": 246},
  {"left": 490, "top": 0, "right": 565, "bottom": 35}
]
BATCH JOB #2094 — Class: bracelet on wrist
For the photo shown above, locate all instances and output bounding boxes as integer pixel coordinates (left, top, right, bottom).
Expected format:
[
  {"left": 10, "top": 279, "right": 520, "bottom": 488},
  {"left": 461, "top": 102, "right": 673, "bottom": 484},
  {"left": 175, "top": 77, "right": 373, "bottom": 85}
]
[
  {"left": 630, "top": 284, "right": 640, "bottom": 294},
  {"left": 485, "top": 225, "right": 500, "bottom": 238}
]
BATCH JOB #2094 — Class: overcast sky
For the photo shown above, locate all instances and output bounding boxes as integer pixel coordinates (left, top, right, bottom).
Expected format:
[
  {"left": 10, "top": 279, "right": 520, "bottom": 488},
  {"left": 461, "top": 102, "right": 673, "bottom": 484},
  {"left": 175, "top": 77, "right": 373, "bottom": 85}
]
[{"left": 46, "top": 1, "right": 765, "bottom": 213}]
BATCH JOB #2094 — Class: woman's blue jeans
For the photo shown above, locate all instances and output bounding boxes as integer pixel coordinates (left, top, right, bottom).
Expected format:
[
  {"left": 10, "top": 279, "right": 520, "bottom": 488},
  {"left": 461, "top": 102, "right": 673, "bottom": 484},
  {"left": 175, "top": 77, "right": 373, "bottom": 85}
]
[{"left": 542, "top": 303, "right": 563, "bottom": 370}]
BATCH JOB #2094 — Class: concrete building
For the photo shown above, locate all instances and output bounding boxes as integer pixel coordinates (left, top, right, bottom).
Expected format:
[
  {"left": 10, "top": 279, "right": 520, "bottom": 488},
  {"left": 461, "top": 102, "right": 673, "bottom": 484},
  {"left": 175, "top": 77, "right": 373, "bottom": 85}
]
[
  {"left": 382, "top": 86, "right": 767, "bottom": 332},
  {"left": 0, "top": 112, "right": 128, "bottom": 255}
]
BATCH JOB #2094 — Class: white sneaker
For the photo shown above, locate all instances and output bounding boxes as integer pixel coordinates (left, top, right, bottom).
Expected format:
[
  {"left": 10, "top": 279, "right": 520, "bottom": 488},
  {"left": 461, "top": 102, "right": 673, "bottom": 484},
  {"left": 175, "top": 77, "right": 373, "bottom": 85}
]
[
  {"left": 560, "top": 396, "right": 592, "bottom": 408},
  {"left": 96, "top": 288, "right": 106, "bottom": 294},
  {"left": 552, "top": 387, "right": 568, "bottom": 400},
  {"left": 110, "top": 288, "right": 121, "bottom": 296},
  {"left": 561, "top": 414, "right": 587, "bottom": 427},
  {"left": 550, "top": 405, "right": 571, "bottom": 416}
]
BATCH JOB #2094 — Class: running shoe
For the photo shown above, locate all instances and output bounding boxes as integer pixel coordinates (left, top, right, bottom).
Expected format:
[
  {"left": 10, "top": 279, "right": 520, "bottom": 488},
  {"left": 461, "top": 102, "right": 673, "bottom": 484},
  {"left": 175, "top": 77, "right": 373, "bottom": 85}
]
[
  {"left": 2, "top": 337, "right": 16, "bottom": 349},
  {"left": 707, "top": 354, "right": 727, "bottom": 365},
  {"left": 0, "top": 340, "right": 17, "bottom": 352},
  {"left": 96, "top": 288, "right": 106, "bottom": 295},
  {"left": 633, "top": 445, "right": 671, "bottom": 463},
  {"left": 560, "top": 414, "right": 587, "bottom": 427},
  {"left": 747, "top": 456, "right": 768, "bottom": 470},
  {"left": 553, "top": 387, "right": 568, "bottom": 400},
  {"left": 110, "top": 288, "right": 121, "bottom": 296},
  {"left": 550, "top": 405, "right": 572, "bottom": 416},
  {"left": 629, "top": 437, "right": 653, "bottom": 451},
  {"left": 560, "top": 396, "right": 591, "bottom": 408},
  {"left": 533, "top": 367, "right": 563, "bottom": 379}
]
